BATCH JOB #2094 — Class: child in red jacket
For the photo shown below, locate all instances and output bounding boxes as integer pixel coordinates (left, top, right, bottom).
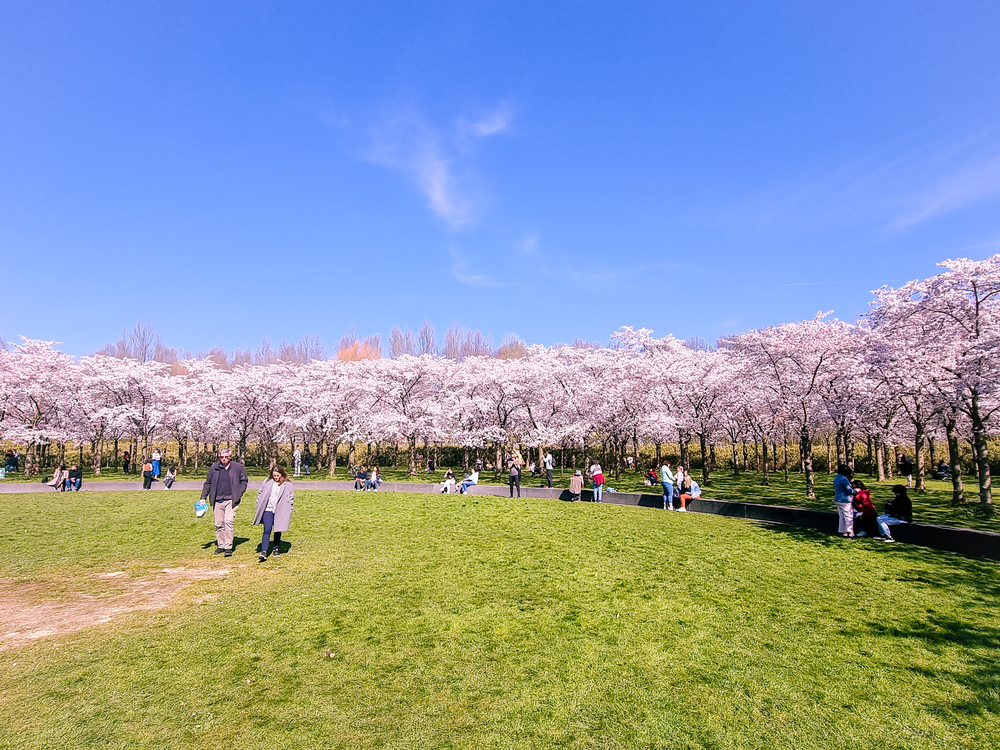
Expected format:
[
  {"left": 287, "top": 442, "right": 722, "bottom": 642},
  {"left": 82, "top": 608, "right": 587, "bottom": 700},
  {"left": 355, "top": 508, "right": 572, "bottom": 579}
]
[{"left": 852, "top": 480, "right": 879, "bottom": 538}]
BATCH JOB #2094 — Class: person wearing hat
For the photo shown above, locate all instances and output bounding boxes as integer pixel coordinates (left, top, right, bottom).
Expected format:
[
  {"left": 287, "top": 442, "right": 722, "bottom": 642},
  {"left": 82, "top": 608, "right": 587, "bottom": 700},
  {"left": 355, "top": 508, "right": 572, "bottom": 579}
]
[{"left": 569, "top": 470, "right": 584, "bottom": 502}]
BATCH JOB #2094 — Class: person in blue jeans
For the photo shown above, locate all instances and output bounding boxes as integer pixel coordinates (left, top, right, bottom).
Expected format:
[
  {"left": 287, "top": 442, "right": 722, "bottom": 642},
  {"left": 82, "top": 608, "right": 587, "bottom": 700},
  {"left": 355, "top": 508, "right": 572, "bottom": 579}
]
[
  {"left": 66, "top": 464, "right": 83, "bottom": 491},
  {"left": 660, "top": 460, "right": 676, "bottom": 510},
  {"left": 589, "top": 462, "right": 605, "bottom": 503}
]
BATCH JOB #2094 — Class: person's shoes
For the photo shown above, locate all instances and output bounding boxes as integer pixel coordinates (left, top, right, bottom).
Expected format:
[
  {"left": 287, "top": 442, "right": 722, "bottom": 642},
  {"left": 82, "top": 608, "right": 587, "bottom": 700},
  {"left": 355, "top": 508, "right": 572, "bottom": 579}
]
[
  {"left": 214, "top": 547, "right": 226, "bottom": 555},
  {"left": 882, "top": 536, "right": 896, "bottom": 543},
  {"left": 856, "top": 531, "right": 867, "bottom": 537},
  {"left": 224, "top": 548, "right": 233, "bottom": 557},
  {"left": 258, "top": 552, "right": 267, "bottom": 562},
  {"left": 272, "top": 546, "right": 281, "bottom": 557},
  {"left": 677, "top": 507, "right": 687, "bottom": 512}
]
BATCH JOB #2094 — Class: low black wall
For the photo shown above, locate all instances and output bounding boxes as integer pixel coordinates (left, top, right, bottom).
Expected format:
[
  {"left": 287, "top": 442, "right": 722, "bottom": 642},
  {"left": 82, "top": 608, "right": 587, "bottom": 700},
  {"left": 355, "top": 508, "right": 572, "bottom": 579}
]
[{"left": 583, "top": 488, "right": 1000, "bottom": 560}]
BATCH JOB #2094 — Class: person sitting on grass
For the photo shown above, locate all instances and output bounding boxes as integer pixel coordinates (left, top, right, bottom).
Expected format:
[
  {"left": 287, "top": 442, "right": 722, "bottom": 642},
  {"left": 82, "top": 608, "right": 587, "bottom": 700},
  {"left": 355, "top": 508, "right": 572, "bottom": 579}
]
[
  {"left": 440, "top": 468, "right": 456, "bottom": 494},
  {"left": 569, "top": 470, "right": 584, "bottom": 502},
  {"left": 851, "top": 480, "right": 879, "bottom": 538},
  {"left": 459, "top": 470, "right": 479, "bottom": 494},
  {"left": 934, "top": 461, "right": 951, "bottom": 481},
  {"left": 877, "top": 485, "right": 913, "bottom": 543},
  {"left": 354, "top": 465, "right": 368, "bottom": 490}
]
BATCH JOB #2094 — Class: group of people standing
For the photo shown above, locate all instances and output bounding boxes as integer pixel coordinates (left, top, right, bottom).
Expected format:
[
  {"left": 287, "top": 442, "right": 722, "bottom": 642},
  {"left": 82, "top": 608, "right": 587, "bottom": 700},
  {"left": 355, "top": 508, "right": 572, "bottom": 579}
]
[{"left": 834, "top": 464, "right": 913, "bottom": 542}]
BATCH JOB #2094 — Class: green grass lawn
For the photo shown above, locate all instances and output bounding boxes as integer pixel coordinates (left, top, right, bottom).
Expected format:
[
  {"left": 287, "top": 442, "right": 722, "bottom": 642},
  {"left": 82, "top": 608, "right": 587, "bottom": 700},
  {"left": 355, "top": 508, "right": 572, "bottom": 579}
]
[{"left": 1, "top": 489, "right": 997, "bottom": 749}]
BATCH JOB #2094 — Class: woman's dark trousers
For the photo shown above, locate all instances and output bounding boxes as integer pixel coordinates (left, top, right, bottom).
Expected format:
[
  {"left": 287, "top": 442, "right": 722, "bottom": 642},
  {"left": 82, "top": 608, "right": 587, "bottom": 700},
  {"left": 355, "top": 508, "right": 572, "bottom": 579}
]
[
  {"left": 509, "top": 473, "right": 521, "bottom": 498},
  {"left": 261, "top": 511, "right": 282, "bottom": 553}
]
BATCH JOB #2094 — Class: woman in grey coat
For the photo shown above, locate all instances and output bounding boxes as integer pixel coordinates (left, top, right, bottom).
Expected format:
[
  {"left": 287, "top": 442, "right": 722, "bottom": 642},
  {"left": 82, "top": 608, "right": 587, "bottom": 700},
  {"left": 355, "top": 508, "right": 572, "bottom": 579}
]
[{"left": 254, "top": 465, "right": 295, "bottom": 561}]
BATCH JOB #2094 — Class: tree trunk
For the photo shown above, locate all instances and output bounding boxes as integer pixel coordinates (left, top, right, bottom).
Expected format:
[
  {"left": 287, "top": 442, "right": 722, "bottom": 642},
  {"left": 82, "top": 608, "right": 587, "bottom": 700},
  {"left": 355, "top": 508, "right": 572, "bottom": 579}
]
[
  {"left": 914, "top": 426, "right": 926, "bottom": 493},
  {"left": 760, "top": 439, "right": 770, "bottom": 486},
  {"left": 699, "top": 432, "right": 710, "bottom": 485},
  {"left": 876, "top": 438, "right": 886, "bottom": 482},
  {"left": 928, "top": 437, "right": 936, "bottom": 475},
  {"left": 409, "top": 435, "right": 418, "bottom": 476},
  {"left": 945, "top": 414, "right": 965, "bottom": 504},
  {"left": 801, "top": 426, "right": 816, "bottom": 499},
  {"left": 782, "top": 434, "right": 789, "bottom": 482},
  {"left": 679, "top": 430, "right": 690, "bottom": 471},
  {"left": 710, "top": 442, "right": 717, "bottom": 472},
  {"left": 970, "top": 388, "right": 992, "bottom": 509},
  {"left": 92, "top": 438, "right": 102, "bottom": 475},
  {"left": 328, "top": 441, "right": 338, "bottom": 477},
  {"left": 731, "top": 441, "right": 740, "bottom": 475}
]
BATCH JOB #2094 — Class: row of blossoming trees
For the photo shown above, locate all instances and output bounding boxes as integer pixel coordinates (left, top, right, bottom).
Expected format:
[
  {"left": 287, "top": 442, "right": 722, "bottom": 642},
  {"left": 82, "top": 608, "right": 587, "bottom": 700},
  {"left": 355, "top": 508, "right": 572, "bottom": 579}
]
[{"left": 1, "top": 257, "right": 998, "bottom": 508}]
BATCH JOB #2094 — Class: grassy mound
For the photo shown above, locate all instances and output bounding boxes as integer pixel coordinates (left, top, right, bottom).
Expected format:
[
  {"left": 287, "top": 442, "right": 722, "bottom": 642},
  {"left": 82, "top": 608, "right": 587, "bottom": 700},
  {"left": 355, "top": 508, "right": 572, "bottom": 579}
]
[{"left": 0, "top": 490, "right": 997, "bottom": 749}]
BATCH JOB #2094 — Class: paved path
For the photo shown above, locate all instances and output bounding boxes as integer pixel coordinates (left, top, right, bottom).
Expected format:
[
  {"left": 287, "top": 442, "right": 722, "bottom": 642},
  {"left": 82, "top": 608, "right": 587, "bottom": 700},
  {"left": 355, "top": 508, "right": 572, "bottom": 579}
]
[{"left": 0, "top": 478, "right": 567, "bottom": 498}]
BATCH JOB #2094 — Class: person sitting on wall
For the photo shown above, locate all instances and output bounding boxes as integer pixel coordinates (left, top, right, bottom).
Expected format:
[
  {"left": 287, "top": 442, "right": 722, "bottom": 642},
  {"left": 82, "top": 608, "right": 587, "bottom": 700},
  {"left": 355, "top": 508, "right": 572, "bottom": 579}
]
[
  {"left": 677, "top": 477, "right": 701, "bottom": 511},
  {"left": 877, "top": 485, "right": 913, "bottom": 543},
  {"left": 66, "top": 464, "right": 83, "bottom": 492},
  {"left": 440, "top": 468, "right": 456, "bottom": 494},
  {"left": 459, "top": 470, "right": 479, "bottom": 494},
  {"left": 354, "top": 465, "right": 368, "bottom": 490},
  {"left": 675, "top": 472, "right": 694, "bottom": 512},
  {"left": 47, "top": 465, "right": 69, "bottom": 491},
  {"left": 851, "top": 480, "right": 879, "bottom": 538}
]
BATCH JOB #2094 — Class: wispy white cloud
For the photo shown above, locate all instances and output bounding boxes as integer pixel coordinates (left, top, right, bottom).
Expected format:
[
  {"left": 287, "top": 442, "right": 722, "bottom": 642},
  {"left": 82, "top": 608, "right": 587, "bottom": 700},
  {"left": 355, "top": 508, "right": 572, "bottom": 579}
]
[
  {"left": 719, "top": 131, "right": 1000, "bottom": 235},
  {"left": 461, "top": 106, "right": 513, "bottom": 139},
  {"left": 892, "top": 151, "right": 1000, "bottom": 228},
  {"left": 519, "top": 231, "right": 539, "bottom": 254},
  {"left": 448, "top": 246, "right": 499, "bottom": 287},
  {"left": 366, "top": 105, "right": 513, "bottom": 230}
]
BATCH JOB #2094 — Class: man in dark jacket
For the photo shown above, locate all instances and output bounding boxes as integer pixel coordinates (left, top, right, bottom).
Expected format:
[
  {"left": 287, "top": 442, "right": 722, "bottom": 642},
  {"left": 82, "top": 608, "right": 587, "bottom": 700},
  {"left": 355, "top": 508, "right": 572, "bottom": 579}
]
[{"left": 200, "top": 448, "right": 249, "bottom": 557}]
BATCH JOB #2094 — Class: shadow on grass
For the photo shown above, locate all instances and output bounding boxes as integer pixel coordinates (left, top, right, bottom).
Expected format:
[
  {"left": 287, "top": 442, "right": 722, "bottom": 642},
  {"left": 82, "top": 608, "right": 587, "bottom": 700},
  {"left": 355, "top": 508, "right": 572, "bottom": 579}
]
[
  {"left": 852, "top": 615, "right": 1000, "bottom": 718},
  {"left": 751, "top": 521, "right": 1000, "bottom": 717}
]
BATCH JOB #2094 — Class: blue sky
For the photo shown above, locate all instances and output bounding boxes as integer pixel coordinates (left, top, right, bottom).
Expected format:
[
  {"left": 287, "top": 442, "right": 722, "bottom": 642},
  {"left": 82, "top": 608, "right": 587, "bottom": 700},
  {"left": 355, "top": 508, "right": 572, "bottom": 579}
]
[{"left": 2, "top": 0, "right": 999, "bottom": 356}]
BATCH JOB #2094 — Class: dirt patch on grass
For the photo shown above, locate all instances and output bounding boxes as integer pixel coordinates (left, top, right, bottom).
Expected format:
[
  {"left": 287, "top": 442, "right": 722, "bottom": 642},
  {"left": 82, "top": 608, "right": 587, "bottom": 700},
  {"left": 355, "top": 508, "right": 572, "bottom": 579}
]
[{"left": 0, "top": 567, "right": 229, "bottom": 651}]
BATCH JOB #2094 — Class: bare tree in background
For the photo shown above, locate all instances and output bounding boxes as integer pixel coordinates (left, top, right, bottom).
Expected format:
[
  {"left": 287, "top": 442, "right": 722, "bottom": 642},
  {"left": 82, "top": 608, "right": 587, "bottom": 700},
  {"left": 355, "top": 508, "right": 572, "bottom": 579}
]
[
  {"left": 496, "top": 333, "right": 528, "bottom": 359},
  {"left": 338, "top": 327, "right": 358, "bottom": 353},
  {"left": 443, "top": 323, "right": 494, "bottom": 361},
  {"left": 389, "top": 326, "right": 416, "bottom": 358},
  {"left": 418, "top": 320, "right": 437, "bottom": 356}
]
